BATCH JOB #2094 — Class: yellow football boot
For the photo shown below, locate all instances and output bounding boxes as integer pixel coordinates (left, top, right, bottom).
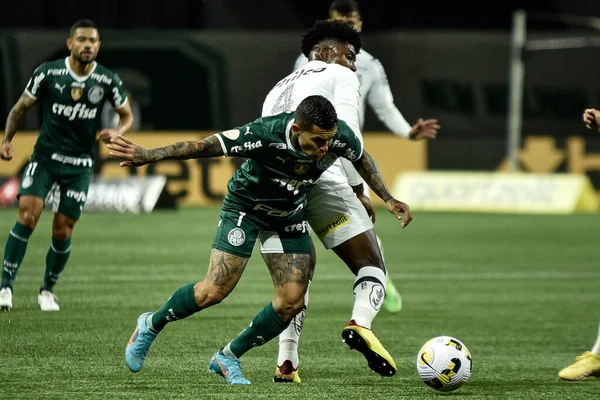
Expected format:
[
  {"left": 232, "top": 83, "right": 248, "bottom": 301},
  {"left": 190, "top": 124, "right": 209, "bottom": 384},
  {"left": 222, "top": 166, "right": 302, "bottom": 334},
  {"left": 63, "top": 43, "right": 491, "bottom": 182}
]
[
  {"left": 558, "top": 352, "right": 600, "bottom": 381},
  {"left": 273, "top": 360, "right": 301, "bottom": 383},
  {"left": 342, "top": 321, "right": 397, "bottom": 377}
]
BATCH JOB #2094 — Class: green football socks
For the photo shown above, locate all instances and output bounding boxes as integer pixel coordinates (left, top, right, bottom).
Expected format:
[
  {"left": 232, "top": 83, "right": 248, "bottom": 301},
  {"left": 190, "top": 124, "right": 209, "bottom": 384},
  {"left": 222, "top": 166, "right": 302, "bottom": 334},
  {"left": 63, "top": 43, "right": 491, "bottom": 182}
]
[
  {"left": 223, "top": 302, "right": 289, "bottom": 358},
  {"left": 150, "top": 283, "right": 201, "bottom": 332},
  {"left": 41, "top": 237, "right": 71, "bottom": 292},
  {"left": 1, "top": 222, "right": 33, "bottom": 291}
]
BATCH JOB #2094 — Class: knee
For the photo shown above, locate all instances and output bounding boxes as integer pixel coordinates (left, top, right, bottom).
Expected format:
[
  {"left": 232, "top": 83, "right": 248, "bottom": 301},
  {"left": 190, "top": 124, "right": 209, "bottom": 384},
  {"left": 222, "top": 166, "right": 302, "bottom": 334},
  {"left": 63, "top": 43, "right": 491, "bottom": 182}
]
[
  {"left": 18, "top": 208, "right": 39, "bottom": 229},
  {"left": 52, "top": 225, "right": 74, "bottom": 241},
  {"left": 193, "top": 281, "right": 231, "bottom": 308},
  {"left": 273, "top": 293, "right": 306, "bottom": 322}
]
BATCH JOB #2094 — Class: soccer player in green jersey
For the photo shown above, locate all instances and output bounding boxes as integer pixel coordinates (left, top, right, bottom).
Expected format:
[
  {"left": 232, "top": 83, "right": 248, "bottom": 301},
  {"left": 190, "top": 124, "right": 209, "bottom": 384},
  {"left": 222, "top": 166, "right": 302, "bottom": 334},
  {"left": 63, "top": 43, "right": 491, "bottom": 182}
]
[
  {"left": 109, "top": 95, "right": 412, "bottom": 384},
  {"left": 0, "top": 19, "right": 134, "bottom": 311}
]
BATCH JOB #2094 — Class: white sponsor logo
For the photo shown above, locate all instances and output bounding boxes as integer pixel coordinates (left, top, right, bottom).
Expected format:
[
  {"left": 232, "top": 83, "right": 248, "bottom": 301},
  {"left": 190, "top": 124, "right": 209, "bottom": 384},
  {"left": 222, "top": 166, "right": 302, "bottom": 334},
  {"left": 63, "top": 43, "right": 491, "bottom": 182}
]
[
  {"left": 112, "top": 87, "right": 123, "bottom": 108},
  {"left": 54, "top": 83, "right": 65, "bottom": 93},
  {"left": 66, "top": 190, "right": 87, "bottom": 203},
  {"left": 345, "top": 148, "right": 358, "bottom": 161},
  {"left": 91, "top": 73, "right": 112, "bottom": 85},
  {"left": 47, "top": 69, "right": 68, "bottom": 76},
  {"left": 88, "top": 86, "right": 104, "bottom": 104},
  {"left": 271, "top": 177, "right": 314, "bottom": 195},
  {"left": 227, "top": 228, "right": 246, "bottom": 246},
  {"left": 230, "top": 140, "right": 263, "bottom": 153},
  {"left": 51, "top": 103, "right": 98, "bottom": 120},
  {"left": 284, "top": 221, "right": 309, "bottom": 233},
  {"left": 269, "top": 143, "right": 287, "bottom": 150},
  {"left": 244, "top": 126, "right": 253, "bottom": 135},
  {"left": 222, "top": 129, "right": 240, "bottom": 140},
  {"left": 331, "top": 139, "right": 346, "bottom": 149}
]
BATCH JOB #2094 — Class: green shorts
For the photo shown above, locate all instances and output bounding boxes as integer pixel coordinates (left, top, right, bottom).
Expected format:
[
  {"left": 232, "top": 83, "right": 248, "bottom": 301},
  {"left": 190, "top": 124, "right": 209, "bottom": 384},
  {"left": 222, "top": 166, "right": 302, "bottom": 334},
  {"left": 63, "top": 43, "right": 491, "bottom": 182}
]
[
  {"left": 212, "top": 203, "right": 311, "bottom": 258},
  {"left": 18, "top": 153, "right": 92, "bottom": 221}
]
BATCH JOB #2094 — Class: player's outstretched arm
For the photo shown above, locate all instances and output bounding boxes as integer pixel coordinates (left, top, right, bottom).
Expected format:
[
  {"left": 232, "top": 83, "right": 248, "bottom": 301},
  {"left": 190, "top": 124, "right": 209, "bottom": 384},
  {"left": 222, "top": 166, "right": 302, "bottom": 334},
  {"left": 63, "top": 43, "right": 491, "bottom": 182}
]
[
  {"left": 1, "top": 93, "right": 37, "bottom": 161},
  {"left": 107, "top": 135, "right": 224, "bottom": 167},
  {"left": 353, "top": 150, "right": 413, "bottom": 228}
]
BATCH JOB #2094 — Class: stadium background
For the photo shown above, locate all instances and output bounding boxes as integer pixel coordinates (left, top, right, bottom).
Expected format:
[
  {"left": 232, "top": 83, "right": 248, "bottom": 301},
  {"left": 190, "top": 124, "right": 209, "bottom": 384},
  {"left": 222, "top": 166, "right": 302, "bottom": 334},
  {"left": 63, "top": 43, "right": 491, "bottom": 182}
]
[{"left": 1, "top": 1, "right": 600, "bottom": 399}]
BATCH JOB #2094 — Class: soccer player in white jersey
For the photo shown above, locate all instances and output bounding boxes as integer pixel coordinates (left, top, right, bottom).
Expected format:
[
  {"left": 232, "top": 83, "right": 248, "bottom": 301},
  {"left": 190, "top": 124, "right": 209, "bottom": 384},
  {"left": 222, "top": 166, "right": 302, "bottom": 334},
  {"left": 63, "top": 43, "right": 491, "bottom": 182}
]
[
  {"left": 293, "top": 0, "right": 440, "bottom": 314},
  {"left": 261, "top": 20, "right": 405, "bottom": 382}
]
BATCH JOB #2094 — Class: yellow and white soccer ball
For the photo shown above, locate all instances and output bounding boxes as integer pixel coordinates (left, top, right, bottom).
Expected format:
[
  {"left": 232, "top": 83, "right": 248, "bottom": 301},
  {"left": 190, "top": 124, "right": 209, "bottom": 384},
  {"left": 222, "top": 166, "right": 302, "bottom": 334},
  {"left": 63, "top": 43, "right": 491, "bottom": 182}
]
[{"left": 416, "top": 336, "right": 473, "bottom": 392}]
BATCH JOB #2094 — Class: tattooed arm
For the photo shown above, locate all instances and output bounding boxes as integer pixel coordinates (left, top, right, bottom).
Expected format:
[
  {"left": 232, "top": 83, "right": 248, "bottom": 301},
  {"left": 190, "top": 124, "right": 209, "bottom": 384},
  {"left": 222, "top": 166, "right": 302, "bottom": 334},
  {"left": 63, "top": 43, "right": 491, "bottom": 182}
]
[
  {"left": 107, "top": 134, "right": 224, "bottom": 167},
  {"left": 353, "top": 150, "right": 413, "bottom": 228},
  {"left": 1, "top": 94, "right": 37, "bottom": 161}
]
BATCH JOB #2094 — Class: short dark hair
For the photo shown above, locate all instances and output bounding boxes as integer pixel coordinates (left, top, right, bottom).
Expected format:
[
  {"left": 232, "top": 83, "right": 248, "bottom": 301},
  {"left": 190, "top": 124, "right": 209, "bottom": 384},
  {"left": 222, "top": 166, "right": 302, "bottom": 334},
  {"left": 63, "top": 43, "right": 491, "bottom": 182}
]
[
  {"left": 69, "top": 19, "right": 98, "bottom": 37},
  {"left": 295, "top": 95, "right": 338, "bottom": 131},
  {"left": 329, "top": 0, "right": 361, "bottom": 17},
  {"left": 300, "top": 20, "right": 361, "bottom": 57}
]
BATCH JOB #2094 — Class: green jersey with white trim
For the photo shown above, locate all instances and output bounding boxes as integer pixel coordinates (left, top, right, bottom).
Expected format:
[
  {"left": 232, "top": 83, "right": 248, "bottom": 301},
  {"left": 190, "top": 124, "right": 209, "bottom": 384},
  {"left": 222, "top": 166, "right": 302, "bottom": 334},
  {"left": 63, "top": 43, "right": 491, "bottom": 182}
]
[
  {"left": 215, "top": 112, "right": 363, "bottom": 215},
  {"left": 24, "top": 57, "right": 128, "bottom": 159}
]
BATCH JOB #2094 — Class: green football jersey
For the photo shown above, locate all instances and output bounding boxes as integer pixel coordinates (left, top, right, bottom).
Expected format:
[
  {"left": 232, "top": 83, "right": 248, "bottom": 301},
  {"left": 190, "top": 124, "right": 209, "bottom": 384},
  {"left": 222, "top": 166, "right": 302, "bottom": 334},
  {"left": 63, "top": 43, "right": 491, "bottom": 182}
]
[
  {"left": 215, "top": 112, "right": 363, "bottom": 216},
  {"left": 24, "top": 57, "right": 128, "bottom": 159}
]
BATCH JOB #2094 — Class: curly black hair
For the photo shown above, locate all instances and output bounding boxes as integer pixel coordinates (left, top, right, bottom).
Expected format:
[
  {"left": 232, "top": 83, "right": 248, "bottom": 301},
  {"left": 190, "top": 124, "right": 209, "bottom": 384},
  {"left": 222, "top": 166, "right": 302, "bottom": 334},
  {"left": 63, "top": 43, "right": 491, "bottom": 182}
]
[{"left": 300, "top": 20, "right": 361, "bottom": 57}]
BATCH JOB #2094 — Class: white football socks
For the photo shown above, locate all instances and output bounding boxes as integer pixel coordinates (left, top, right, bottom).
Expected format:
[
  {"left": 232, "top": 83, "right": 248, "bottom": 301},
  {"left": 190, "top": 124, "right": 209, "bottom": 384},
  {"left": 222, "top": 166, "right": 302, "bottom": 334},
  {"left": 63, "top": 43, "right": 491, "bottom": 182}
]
[
  {"left": 277, "top": 281, "right": 310, "bottom": 369},
  {"left": 351, "top": 266, "right": 386, "bottom": 329},
  {"left": 591, "top": 320, "right": 600, "bottom": 357}
]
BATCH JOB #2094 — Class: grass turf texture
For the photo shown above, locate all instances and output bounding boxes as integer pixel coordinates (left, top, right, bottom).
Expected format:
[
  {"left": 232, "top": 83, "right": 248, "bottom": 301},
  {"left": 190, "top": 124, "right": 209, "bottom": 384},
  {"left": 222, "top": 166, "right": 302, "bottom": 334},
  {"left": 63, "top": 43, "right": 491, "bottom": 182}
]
[{"left": 1, "top": 208, "right": 599, "bottom": 399}]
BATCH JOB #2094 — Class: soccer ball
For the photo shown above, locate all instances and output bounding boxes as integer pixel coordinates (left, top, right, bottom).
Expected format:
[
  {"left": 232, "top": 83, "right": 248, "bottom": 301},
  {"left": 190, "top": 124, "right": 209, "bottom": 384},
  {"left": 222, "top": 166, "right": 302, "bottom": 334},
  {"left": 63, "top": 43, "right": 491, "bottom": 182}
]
[{"left": 416, "top": 336, "right": 472, "bottom": 392}]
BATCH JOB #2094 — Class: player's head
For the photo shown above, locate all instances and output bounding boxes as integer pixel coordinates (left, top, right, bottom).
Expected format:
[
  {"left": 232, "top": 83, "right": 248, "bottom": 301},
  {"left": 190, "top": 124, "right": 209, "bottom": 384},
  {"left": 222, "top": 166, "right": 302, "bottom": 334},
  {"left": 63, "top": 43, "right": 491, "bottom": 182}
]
[
  {"left": 67, "top": 19, "right": 100, "bottom": 64},
  {"left": 292, "top": 95, "right": 338, "bottom": 160},
  {"left": 301, "top": 20, "right": 361, "bottom": 72},
  {"left": 329, "top": 0, "right": 363, "bottom": 32}
]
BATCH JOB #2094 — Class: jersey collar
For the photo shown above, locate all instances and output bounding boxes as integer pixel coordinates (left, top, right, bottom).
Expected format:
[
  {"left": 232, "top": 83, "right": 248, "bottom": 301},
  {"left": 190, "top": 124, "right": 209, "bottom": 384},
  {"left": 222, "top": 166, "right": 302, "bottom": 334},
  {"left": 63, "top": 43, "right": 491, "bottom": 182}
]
[
  {"left": 65, "top": 57, "right": 97, "bottom": 82},
  {"left": 285, "top": 118, "right": 303, "bottom": 154}
]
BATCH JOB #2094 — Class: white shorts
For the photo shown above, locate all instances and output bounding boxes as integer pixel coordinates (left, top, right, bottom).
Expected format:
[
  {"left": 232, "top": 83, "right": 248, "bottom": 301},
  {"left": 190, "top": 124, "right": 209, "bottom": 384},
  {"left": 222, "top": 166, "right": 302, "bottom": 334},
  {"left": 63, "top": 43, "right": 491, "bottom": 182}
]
[{"left": 306, "top": 170, "right": 373, "bottom": 250}]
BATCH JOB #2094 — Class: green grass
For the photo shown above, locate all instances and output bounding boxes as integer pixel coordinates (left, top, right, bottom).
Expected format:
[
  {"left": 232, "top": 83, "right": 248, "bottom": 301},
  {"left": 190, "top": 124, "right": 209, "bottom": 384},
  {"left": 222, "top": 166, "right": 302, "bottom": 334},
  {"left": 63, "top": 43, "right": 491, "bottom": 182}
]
[{"left": 1, "top": 208, "right": 599, "bottom": 399}]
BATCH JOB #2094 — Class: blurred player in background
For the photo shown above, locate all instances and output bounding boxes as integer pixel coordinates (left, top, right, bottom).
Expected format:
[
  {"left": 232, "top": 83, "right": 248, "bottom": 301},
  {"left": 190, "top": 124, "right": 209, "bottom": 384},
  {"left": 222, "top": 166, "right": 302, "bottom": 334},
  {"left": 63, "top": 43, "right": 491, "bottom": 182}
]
[
  {"left": 294, "top": 0, "right": 440, "bottom": 314},
  {"left": 0, "top": 19, "right": 134, "bottom": 311},
  {"left": 109, "top": 95, "right": 412, "bottom": 385},
  {"left": 557, "top": 107, "right": 600, "bottom": 380},
  {"left": 263, "top": 20, "right": 408, "bottom": 383}
]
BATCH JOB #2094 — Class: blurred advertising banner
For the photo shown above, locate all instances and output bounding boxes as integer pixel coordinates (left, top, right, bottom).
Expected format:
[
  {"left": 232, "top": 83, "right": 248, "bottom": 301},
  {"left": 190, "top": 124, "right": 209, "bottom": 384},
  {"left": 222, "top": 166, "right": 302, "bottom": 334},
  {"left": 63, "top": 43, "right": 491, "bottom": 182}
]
[{"left": 393, "top": 171, "right": 598, "bottom": 214}]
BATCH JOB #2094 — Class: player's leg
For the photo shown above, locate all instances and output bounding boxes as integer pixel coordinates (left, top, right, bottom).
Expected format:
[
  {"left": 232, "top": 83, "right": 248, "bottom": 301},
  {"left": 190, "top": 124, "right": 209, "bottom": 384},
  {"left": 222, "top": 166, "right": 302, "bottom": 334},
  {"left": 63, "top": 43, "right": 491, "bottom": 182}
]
[
  {"left": 125, "top": 207, "right": 255, "bottom": 377},
  {"left": 558, "top": 319, "right": 600, "bottom": 380},
  {"left": 363, "top": 181, "right": 402, "bottom": 313},
  {"left": 214, "top": 222, "right": 311, "bottom": 385},
  {"left": 36, "top": 212, "right": 76, "bottom": 311},
  {"left": 0, "top": 196, "right": 44, "bottom": 310},
  {"left": 37, "top": 167, "right": 91, "bottom": 311},
  {"left": 260, "top": 233, "right": 316, "bottom": 382},
  {"left": 1, "top": 157, "right": 51, "bottom": 311},
  {"left": 309, "top": 181, "right": 396, "bottom": 376}
]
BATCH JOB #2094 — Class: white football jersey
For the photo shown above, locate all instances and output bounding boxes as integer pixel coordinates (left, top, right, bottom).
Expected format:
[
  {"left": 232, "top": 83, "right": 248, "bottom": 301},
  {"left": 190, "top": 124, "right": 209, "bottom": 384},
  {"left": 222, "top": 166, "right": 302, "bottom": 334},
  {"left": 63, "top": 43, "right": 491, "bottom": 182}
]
[
  {"left": 262, "top": 60, "right": 364, "bottom": 186},
  {"left": 294, "top": 49, "right": 411, "bottom": 137}
]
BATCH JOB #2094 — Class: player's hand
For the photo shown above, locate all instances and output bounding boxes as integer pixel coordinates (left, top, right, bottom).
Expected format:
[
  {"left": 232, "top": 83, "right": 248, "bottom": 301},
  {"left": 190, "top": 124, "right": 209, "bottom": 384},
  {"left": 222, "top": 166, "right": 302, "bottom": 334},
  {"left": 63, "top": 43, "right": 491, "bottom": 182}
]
[
  {"left": 107, "top": 135, "right": 150, "bottom": 167},
  {"left": 386, "top": 198, "right": 412, "bottom": 228},
  {"left": 357, "top": 193, "right": 376, "bottom": 223},
  {"left": 96, "top": 129, "right": 121, "bottom": 144},
  {"left": 1, "top": 143, "right": 13, "bottom": 161},
  {"left": 409, "top": 118, "right": 440, "bottom": 140},
  {"left": 583, "top": 109, "right": 600, "bottom": 132}
]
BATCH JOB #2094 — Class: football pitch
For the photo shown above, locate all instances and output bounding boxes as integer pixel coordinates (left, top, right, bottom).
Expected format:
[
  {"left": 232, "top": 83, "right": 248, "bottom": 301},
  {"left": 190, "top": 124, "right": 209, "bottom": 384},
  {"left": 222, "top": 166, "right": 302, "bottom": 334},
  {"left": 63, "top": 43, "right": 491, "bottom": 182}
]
[{"left": 1, "top": 207, "right": 599, "bottom": 399}]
